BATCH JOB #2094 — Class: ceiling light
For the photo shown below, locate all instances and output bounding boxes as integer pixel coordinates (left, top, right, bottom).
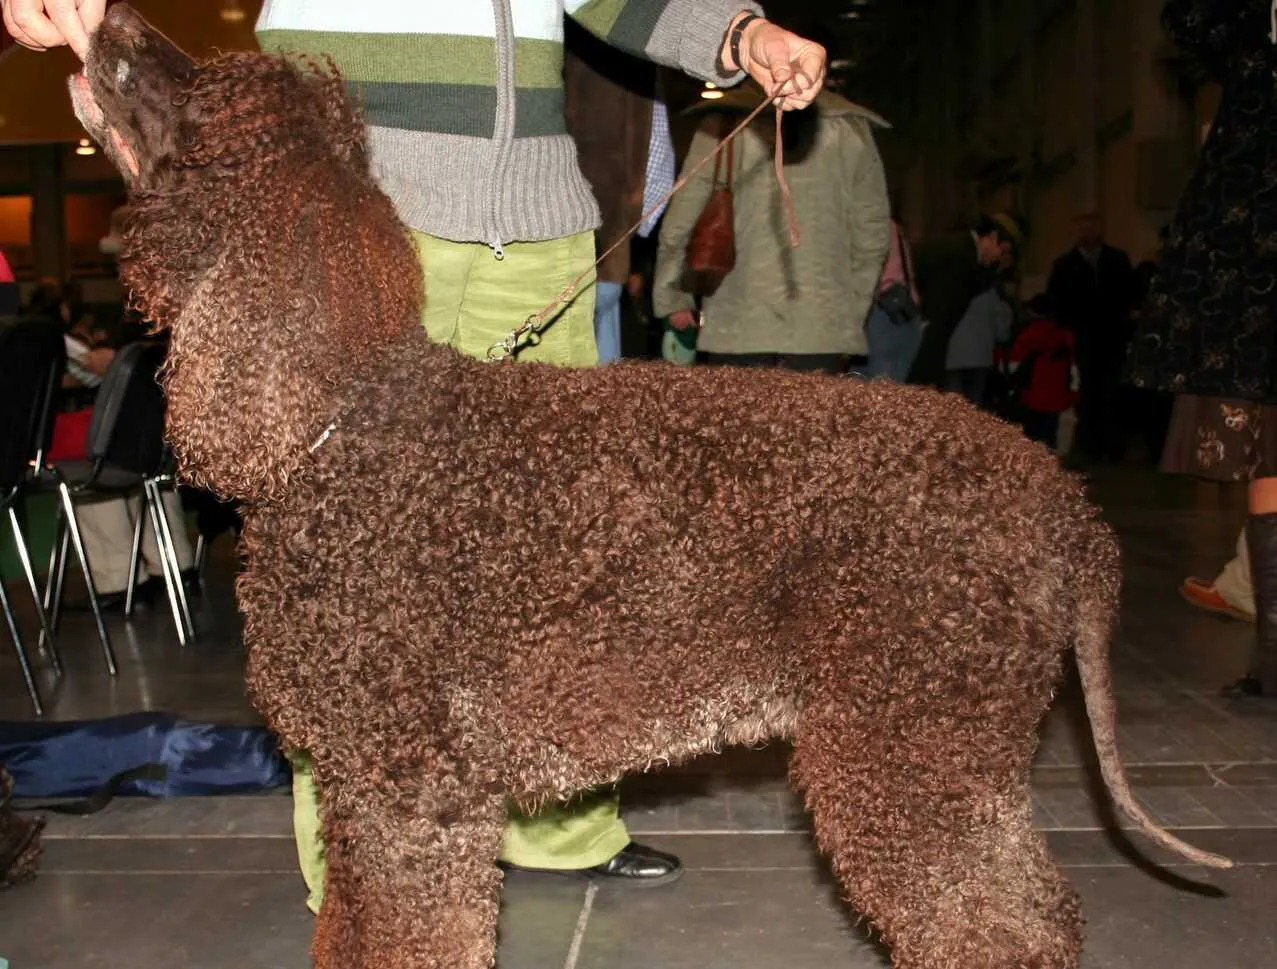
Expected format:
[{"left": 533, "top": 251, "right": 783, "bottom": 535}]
[
  {"left": 75, "top": 137, "right": 97, "bottom": 156},
  {"left": 700, "top": 89, "right": 725, "bottom": 100},
  {"left": 220, "top": 1, "right": 247, "bottom": 23}
]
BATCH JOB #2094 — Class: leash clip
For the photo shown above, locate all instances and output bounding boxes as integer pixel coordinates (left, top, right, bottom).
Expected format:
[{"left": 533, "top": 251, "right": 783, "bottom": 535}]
[
  {"left": 487, "top": 315, "right": 540, "bottom": 363},
  {"left": 487, "top": 338, "right": 515, "bottom": 363}
]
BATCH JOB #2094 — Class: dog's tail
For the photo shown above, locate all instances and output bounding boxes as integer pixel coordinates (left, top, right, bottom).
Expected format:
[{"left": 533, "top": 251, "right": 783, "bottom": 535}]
[{"left": 1073, "top": 526, "right": 1233, "bottom": 870}]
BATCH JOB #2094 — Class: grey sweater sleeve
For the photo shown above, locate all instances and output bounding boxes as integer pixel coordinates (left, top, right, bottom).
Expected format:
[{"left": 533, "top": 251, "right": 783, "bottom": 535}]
[{"left": 569, "top": 0, "right": 765, "bottom": 83}]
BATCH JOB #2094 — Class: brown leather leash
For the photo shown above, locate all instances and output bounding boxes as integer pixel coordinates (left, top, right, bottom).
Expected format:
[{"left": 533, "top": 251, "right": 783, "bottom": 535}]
[{"left": 487, "top": 96, "right": 800, "bottom": 362}]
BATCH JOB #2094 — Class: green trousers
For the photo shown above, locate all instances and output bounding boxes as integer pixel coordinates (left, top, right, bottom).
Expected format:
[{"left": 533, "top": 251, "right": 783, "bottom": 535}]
[
  {"left": 291, "top": 231, "right": 629, "bottom": 914},
  {"left": 417, "top": 230, "right": 600, "bottom": 365}
]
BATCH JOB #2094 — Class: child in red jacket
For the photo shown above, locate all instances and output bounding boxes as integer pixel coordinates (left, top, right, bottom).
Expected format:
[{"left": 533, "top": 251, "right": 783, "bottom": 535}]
[{"left": 1008, "top": 294, "right": 1079, "bottom": 449}]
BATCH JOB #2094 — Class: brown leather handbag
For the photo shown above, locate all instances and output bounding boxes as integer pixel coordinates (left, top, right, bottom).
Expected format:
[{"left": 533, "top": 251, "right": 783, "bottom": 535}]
[{"left": 684, "top": 137, "right": 736, "bottom": 297}]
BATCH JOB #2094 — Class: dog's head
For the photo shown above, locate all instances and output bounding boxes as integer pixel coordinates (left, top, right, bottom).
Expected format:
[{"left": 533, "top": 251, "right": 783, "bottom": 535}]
[
  {"left": 68, "top": 4, "right": 194, "bottom": 188},
  {"left": 66, "top": 4, "right": 422, "bottom": 506},
  {"left": 68, "top": 4, "right": 373, "bottom": 219}
]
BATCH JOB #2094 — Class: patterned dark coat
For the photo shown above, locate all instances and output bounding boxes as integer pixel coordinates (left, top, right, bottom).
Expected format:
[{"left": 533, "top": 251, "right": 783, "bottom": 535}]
[{"left": 1126, "top": 0, "right": 1277, "bottom": 404}]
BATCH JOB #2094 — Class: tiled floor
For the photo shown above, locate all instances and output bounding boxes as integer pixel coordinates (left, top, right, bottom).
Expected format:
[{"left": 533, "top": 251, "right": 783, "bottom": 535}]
[{"left": 2, "top": 468, "right": 1276, "bottom": 968}]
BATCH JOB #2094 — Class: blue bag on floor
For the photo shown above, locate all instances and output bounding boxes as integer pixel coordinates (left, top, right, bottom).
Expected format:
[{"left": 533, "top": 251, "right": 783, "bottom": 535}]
[{"left": 0, "top": 712, "right": 289, "bottom": 801}]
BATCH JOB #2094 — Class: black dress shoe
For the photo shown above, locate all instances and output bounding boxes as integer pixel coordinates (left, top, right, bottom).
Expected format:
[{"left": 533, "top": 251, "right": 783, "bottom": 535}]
[
  {"left": 501, "top": 841, "right": 684, "bottom": 887},
  {"left": 586, "top": 842, "right": 683, "bottom": 885},
  {"left": 1221, "top": 676, "right": 1269, "bottom": 699}
]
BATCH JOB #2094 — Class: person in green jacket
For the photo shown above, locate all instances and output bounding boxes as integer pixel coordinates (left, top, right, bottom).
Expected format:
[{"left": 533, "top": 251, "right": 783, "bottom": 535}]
[
  {"left": 653, "top": 87, "right": 891, "bottom": 375},
  {"left": 6, "top": 0, "right": 829, "bottom": 911}
]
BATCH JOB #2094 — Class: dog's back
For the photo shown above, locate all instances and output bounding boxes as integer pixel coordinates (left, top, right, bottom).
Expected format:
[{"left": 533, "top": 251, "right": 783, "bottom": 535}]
[{"left": 246, "top": 342, "right": 1107, "bottom": 788}]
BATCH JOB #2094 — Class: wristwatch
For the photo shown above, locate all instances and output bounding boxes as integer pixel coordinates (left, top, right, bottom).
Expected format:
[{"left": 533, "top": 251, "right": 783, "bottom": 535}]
[{"left": 723, "top": 12, "right": 761, "bottom": 73}]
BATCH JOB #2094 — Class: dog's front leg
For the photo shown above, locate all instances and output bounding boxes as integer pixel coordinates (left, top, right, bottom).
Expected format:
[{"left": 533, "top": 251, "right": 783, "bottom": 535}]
[{"left": 312, "top": 785, "right": 506, "bottom": 969}]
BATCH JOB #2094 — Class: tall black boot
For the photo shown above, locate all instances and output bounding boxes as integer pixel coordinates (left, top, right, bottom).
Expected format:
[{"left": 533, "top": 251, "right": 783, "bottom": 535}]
[{"left": 1223, "top": 512, "right": 1277, "bottom": 698}]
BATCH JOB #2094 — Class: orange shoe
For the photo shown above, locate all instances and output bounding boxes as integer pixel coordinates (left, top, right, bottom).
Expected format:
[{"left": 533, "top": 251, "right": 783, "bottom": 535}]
[{"left": 1180, "top": 577, "right": 1255, "bottom": 623}]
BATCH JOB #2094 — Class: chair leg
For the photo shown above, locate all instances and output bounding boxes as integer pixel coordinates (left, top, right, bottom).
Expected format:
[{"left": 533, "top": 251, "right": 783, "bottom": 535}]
[
  {"left": 39, "top": 511, "right": 69, "bottom": 654},
  {"left": 8, "top": 504, "right": 61, "bottom": 678},
  {"left": 1, "top": 574, "right": 43, "bottom": 716},
  {"left": 194, "top": 533, "right": 207, "bottom": 575},
  {"left": 144, "top": 480, "right": 191, "bottom": 647},
  {"left": 124, "top": 495, "right": 146, "bottom": 619},
  {"left": 154, "top": 482, "right": 196, "bottom": 643},
  {"left": 151, "top": 480, "right": 195, "bottom": 641},
  {"left": 58, "top": 482, "right": 118, "bottom": 676}
]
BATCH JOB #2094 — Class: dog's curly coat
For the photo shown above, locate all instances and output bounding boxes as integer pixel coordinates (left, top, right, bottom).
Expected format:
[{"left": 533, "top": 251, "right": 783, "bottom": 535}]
[{"left": 71, "top": 7, "right": 1228, "bottom": 969}]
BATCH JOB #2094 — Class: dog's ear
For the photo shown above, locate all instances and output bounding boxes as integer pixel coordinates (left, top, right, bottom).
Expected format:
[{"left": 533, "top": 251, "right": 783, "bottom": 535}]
[
  {"left": 153, "top": 161, "right": 420, "bottom": 504},
  {"left": 157, "top": 171, "right": 421, "bottom": 505}
]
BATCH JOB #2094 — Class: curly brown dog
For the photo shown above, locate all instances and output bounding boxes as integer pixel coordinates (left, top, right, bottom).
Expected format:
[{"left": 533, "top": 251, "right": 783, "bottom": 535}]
[{"left": 71, "top": 7, "right": 1228, "bottom": 969}]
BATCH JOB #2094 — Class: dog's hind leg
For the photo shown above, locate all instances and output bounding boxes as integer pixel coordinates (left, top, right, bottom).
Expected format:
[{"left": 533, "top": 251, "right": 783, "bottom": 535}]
[
  {"left": 789, "top": 699, "right": 1083, "bottom": 969},
  {"left": 311, "top": 774, "right": 506, "bottom": 969}
]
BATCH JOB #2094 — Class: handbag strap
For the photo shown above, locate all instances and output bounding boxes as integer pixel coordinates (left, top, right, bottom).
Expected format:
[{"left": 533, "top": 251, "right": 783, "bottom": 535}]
[
  {"left": 489, "top": 97, "right": 798, "bottom": 361},
  {"left": 711, "top": 127, "right": 734, "bottom": 191}
]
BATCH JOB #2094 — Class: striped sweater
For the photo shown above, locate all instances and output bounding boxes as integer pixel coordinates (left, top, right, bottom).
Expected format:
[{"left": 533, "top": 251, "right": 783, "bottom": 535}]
[{"left": 257, "top": 0, "right": 761, "bottom": 249}]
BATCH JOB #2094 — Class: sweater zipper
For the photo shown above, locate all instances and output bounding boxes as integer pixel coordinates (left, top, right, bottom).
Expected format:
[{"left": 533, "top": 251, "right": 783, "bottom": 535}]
[{"left": 489, "top": 0, "right": 517, "bottom": 259}]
